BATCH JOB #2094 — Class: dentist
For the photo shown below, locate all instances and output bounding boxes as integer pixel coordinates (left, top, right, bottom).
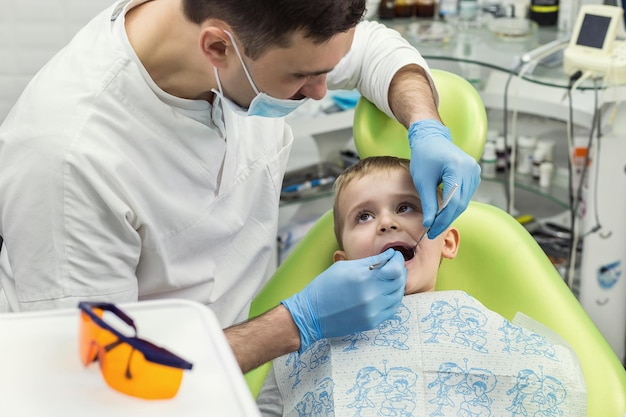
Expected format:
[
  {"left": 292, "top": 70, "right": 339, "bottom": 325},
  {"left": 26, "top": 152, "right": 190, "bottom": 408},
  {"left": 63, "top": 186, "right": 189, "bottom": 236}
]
[{"left": 0, "top": 0, "right": 480, "bottom": 373}]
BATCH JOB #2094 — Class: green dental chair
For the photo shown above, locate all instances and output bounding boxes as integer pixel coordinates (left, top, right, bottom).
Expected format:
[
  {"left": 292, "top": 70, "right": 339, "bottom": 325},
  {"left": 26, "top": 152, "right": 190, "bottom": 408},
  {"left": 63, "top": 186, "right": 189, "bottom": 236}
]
[{"left": 246, "top": 70, "right": 626, "bottom": 416}]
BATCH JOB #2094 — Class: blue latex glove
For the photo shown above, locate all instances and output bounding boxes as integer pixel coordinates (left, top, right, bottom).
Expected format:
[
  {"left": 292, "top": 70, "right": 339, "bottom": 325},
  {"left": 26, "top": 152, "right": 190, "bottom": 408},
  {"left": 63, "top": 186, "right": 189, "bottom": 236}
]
[
  {"left": 408, "top": 119, "right": 481, "bottom": 239},
  {"left": 281, "top": 249, "right": 407, "bottom": 353}
]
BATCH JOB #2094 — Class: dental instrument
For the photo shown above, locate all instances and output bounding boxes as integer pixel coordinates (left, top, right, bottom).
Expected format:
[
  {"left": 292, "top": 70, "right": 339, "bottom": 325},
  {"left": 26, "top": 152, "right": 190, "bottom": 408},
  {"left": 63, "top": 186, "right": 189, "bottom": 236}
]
[
  {"left": 282, "top": 176, "right": 336, "bottom": 193},
  {"left": 414, "top": 182, "right": 459, "bottom": 247}
]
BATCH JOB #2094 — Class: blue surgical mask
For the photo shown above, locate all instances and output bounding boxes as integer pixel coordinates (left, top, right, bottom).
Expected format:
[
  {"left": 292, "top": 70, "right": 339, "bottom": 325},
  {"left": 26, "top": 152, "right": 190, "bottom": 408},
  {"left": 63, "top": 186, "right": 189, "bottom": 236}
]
[{"left": 212, "top": 31, "right": 308, "bottom": 118}]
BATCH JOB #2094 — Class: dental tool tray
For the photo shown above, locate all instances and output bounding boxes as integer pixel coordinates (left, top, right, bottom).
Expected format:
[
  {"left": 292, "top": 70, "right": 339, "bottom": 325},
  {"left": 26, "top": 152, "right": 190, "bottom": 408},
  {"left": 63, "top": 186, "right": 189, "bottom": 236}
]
[
  {"left": 281, "top": 162, "right": 344, "bottom": 202},
  {"left": 0, "top": 299, "right": 261, "bottom": 417}
]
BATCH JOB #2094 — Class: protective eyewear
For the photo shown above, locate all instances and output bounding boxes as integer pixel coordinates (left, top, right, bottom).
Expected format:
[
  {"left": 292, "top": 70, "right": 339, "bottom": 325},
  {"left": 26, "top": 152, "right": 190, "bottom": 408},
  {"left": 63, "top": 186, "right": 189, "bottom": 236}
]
[{"left": 78, "top": 301, "right": 193, "bottom": 400}]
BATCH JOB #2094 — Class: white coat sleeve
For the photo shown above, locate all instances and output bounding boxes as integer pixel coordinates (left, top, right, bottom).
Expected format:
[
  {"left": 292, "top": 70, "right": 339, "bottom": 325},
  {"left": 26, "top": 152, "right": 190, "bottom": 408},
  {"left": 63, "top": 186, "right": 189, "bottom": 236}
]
[{"left": 326, "top": 20, "right": 438, "bottom": 121}]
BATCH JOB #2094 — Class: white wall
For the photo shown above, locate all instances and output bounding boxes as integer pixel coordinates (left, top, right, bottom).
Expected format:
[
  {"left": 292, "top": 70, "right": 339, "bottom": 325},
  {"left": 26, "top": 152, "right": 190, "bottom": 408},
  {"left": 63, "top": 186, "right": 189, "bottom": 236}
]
[{"left": 0, "top": 0, "right": 113, "bottom": 121}]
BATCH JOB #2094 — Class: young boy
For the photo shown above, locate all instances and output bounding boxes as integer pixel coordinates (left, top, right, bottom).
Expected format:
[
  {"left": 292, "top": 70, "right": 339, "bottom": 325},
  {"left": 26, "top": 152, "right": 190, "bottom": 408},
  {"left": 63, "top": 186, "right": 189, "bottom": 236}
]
[
  {"left": 256, "top": 156, "right": 585, "bottom": 417},
  {"left": 330, "top": 156, "right": 459, "bottom": 296}
]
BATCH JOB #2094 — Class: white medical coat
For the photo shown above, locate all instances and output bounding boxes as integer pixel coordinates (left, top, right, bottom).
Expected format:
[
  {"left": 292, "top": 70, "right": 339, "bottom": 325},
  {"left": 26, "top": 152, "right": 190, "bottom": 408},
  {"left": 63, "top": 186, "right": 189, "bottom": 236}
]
[{"left": 0, "top": 0, "right": 432, "bottom": 327}]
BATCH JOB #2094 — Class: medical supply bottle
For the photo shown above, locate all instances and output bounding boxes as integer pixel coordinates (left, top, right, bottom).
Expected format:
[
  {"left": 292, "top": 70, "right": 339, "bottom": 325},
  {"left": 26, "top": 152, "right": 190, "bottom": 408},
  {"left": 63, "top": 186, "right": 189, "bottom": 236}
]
[
  {"left": 416, "top": 0, "right": 435, "bottom": 17},
  {"left": 439, "top": 0, "right": 459, "bottom": 19},
  {"left": 516, "top": 135, "right": 537, "bottom": 175},
  {"left": 481, "top": 141, "right": 497, "bottom": 179},
  {"left": 395, "top": 0, "right": 416, "bottom": 17},
  {"left": 539, "top": 161, "right": 554, "bottom": 188},
  {"left": 378, "top": 0, "right": 397, "bottom": 18},
  {"left": 495, "top": 136, "right": 508, "bottom": 173},
  {"left": 529, "top": 0, "right": 559, "bottom": 26},
  {"left": 458, "top": 0, "right": 479, "bottom": 24},
  {"left": 532, "top": 147, "right": 545, "bottom": 180}
]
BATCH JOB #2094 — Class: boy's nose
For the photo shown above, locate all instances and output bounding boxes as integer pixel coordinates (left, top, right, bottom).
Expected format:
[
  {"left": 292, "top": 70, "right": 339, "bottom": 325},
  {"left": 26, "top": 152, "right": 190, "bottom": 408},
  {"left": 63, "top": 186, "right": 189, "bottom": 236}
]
[
  {"left": 378, "top": 214, "right": 399, "bottom": 233},
  {"left": 379, "top": 224, "right": 398, "bottom": 233}
]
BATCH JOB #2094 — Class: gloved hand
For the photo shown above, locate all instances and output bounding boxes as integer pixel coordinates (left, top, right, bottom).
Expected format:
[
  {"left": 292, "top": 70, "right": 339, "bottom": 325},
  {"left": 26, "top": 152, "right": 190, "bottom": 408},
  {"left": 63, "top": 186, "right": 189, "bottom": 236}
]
[
  {"left": 408, "top": 119, "right": 481, "bottom": 239},
  {"left": 281, "top": 249, "right": 407, "bottom": 353}
]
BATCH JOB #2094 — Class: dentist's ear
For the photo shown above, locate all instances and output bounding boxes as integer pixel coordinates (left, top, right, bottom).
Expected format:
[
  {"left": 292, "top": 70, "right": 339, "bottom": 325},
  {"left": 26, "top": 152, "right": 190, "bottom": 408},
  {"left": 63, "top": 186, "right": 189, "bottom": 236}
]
[
  {"left": 200, "top": 26, "right": 231, "bottom": 67},
  {"left": 441, "top": 227, "right": 460, "bottom": 259}
]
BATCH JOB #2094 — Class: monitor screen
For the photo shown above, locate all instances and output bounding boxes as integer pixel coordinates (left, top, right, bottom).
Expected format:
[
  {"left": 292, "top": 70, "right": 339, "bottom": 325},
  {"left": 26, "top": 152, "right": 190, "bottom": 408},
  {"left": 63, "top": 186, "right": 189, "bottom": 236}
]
[{"left": 576, "top": 14, "right": 612, "bottom": 49}]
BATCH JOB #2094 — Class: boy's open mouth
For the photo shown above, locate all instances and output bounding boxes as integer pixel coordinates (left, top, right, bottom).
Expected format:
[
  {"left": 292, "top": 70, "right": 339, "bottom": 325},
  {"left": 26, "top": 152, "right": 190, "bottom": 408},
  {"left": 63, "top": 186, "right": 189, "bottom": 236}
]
[{"left": 390, "top": 245, "right": 415, "bottom": 261}]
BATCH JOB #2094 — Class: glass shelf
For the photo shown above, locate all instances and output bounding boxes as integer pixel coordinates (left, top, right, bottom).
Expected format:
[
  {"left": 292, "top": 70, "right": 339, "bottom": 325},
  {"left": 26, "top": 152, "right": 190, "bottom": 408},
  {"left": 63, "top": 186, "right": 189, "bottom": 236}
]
[
  {"left": 280, "top": 189, "right": 335, "bottom": 207},
  {"left": 279, "top": 170, "right": 571, "bottom": 211},
  {"left": 383, "top": 17, "right": 609, "bottom": 90},
  {"left": 482, "top": 170, "right": 570, "bottom": 210}
]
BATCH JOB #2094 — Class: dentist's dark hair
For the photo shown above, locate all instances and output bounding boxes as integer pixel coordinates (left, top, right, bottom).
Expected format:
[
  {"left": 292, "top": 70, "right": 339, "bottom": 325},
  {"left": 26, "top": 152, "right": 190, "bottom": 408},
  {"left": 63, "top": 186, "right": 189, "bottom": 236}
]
[{"left": 182, "top": 0, "right": 366, "bottom": 59}]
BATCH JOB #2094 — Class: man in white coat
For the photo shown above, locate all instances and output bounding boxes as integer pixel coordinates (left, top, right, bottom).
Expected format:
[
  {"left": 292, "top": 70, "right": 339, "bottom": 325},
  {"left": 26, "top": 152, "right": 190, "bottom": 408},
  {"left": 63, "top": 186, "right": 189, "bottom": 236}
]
[{"left": 0, "top": 0, "right": 480, "bottom": 374}]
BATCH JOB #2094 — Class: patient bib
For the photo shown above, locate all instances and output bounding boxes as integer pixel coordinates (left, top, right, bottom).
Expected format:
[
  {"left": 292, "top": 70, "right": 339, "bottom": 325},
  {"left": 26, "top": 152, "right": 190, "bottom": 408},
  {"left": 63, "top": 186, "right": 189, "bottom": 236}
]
[{"left": 274, "top": 290, "right": 586, "bottom": 417}]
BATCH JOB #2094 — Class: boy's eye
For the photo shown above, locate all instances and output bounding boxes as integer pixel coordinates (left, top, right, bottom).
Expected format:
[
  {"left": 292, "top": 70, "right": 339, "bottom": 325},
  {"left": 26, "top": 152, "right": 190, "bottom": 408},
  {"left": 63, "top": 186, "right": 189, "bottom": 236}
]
[
  {"left": 397, "top": 203, "right": 415, "bottom": 214},
  {"left": 357, "top": 212, "right": 373, "bottom": 223}
]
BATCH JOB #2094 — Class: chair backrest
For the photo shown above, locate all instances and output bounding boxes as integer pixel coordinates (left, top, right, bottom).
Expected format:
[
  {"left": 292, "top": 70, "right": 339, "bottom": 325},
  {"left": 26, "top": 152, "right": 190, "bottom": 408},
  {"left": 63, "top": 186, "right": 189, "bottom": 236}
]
[{"left": 353, "top": 68, "right": 488, "bottom": 162}]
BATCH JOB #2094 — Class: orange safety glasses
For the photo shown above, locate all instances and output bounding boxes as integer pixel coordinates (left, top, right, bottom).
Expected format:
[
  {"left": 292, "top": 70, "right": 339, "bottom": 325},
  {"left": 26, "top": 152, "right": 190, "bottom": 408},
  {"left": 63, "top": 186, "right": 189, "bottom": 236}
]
[{"left": 78, "top": 301, "right": 193, "bottom": 400}]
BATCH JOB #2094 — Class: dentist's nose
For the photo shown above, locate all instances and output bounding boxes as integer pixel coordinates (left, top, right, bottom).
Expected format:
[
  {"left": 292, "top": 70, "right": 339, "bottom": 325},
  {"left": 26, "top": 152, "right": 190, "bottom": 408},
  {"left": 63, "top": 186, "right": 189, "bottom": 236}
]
[{"left": 299, "top": 74, "right": 327, "bottom": 100}]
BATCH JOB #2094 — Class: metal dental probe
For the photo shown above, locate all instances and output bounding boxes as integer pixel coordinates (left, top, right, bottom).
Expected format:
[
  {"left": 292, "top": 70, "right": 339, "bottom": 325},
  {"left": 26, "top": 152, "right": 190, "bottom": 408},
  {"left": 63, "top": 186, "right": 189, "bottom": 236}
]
[
  {"left": 414, "top": 182, "right": 459, "bottom": 248},
  {"left": 369, "top": 183, "right": 459, "bottom": 270}
]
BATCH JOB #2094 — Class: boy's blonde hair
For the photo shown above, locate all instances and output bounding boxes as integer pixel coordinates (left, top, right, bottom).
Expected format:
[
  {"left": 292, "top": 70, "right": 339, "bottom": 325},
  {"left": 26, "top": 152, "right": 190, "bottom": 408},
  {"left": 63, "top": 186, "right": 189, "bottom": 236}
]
[{"left": 332, "top": 156, "right": 412, "bottom": 249}]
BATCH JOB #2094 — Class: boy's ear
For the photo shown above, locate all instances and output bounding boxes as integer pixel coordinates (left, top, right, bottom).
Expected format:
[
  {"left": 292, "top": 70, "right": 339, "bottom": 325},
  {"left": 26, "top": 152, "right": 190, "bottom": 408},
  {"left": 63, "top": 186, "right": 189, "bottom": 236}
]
[
  {"left": 441, "top": 227, "right": 460, "bottom": 259},
  {"left": 333, "top": 250, "right": 348, "bottom": 263}
]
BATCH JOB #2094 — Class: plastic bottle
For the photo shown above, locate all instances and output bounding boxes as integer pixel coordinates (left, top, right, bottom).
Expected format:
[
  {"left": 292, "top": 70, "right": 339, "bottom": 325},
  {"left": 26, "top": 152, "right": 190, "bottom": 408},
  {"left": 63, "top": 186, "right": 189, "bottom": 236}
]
[
  {"left": 513, "top": 0, "right": 530, "bottom": 18},
  {"left": 481, "top": 141, "right": 497, "bottom": 179},
  {"left": 529, "top": 0, "right": 558, "bottom": 26},
  {"left": 536, "top": 140, "right": 555, "bottom": 164},
  {"left": 516, "top": 135, "right": 537, "bottom": 175},
  {"left": 378, "top": 0, "right": 397, "bottom": 18},
  {"left": 395, "top": 0, "right": 416, "bottom": 17},
  {"left": 438, "top": 0, "right": 458, "bottom": 19},
  {"left": 495, "top": 136, "right": 508, "bottom": 173},
  {"left": 539, "top": 161, "right": 554, "bottom": 188},
  {"left": 458, "top": 0, "right": 479, "bottom": 24},
  {"left": 531, "top": 147, "right": 545, "bottom": 180},
  {"left": 416, "top": 0, "right": 435, "bottom": 17}
]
